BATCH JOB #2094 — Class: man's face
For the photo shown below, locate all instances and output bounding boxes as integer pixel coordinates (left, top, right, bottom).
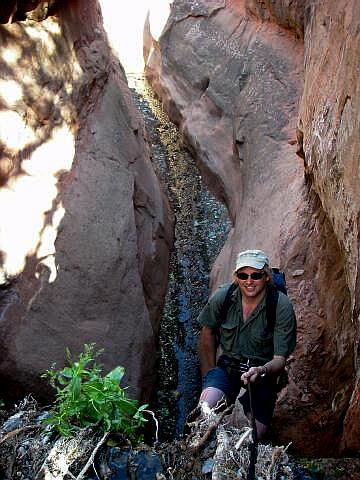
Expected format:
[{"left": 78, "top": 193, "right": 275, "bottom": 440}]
[{"left": 235, "top": 266, "right": 269, "bottom": 300}]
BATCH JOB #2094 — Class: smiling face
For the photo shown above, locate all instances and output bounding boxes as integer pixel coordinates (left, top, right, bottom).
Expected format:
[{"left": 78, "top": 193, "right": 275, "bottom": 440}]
[{"left": 235, "top": 266, "right": 270, "bottom": 301}]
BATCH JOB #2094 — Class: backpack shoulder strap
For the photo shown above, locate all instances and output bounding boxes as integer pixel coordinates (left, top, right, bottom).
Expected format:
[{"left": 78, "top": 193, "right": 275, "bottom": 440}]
[
  {"left": 219, "top": 282, "right": 238, "bottom": 322},
  {"left": 219, "top": 283, "right": 279, "bottom": 332},
  {"left": 265, "top": 286, "right": 279, "bottom": 333}
]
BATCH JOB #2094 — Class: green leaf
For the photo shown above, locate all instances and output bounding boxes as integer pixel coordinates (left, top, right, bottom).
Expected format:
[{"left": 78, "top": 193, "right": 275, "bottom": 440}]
[
  {"left": 105, "top": 366, "right": 125, "bottom": 383},
  {"left": 70, "top": 376, "right": 81, "bottom": 399},
  {"left": 61, "top": 367, "right": 74, "bottom": 379}
]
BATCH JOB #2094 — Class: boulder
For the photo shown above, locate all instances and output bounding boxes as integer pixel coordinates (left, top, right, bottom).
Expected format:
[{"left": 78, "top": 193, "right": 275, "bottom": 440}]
[{"left": 0, "top": 0, "right": 172, "bottom": 404}]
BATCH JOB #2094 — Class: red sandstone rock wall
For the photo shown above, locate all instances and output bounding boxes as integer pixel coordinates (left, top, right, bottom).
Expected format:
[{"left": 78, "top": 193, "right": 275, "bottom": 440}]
[
  {"left": 297, "top": 0, "right": 360, "bottom": 454},
  {"left": 0, "top": 0, "right": 172, "bottom": 404},
  {"left": 145, "top": 0, "right": 359, "bottom": 455}
]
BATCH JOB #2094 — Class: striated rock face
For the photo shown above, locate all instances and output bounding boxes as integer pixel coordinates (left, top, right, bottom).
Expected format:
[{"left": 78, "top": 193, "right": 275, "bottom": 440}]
[
  {"left": 145, "top": 0, "right": 359, "bottom": 455},
  {"left": 297, "top": 0, "right": 360, "bottom": 454},
  {"left": 0, "top": 0, "right": 172, "bottom": 404}
]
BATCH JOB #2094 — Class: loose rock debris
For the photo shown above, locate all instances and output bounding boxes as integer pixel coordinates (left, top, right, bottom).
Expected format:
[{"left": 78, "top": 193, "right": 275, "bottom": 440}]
[
  {"left": 0, "top": 396, "right": 295, "bottom": 480},
  {"left": 163, "top": 400, "right": 294, "bottom": 480},
  {"left": 0, "top": 397, "right": 106, "bottom": 480}
]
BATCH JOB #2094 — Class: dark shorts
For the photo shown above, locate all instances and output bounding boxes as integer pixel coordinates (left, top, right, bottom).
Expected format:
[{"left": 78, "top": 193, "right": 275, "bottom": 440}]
[{"left": 202, "top": 366, "right": 278, "bottom": 426}]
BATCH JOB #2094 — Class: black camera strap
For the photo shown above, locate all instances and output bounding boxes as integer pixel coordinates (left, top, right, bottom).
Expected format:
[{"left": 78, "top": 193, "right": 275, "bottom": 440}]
[{"left": 247, "top": 382, "right": 258, "bottom": 480}]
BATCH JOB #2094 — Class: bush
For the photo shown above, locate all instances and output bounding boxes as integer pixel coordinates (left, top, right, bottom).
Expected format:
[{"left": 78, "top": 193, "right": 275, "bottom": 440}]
[{"left": 42, "top": 344, "right": 148, "bottom": 442}]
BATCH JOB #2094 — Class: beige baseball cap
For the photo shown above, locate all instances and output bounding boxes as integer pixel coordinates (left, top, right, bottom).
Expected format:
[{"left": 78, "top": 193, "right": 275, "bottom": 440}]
[{"left": 234, "top": 249, "right": 269, "bottom": 272}]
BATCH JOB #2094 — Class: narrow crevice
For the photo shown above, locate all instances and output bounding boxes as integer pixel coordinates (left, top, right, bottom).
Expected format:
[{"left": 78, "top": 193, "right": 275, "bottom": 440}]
[{"left": 127, "top": 73, "right": 231, "bottom": 441}]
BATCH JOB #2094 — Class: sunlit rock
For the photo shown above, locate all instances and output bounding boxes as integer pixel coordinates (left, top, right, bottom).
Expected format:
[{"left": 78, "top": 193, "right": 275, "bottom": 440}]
[{"left": 0, "top": 0, "right": 172, "bottom": 406}]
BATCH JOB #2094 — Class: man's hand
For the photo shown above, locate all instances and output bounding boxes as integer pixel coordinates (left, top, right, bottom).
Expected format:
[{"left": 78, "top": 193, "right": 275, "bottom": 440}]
[
  {"left": 241, "top": 355, "right": 286, "bottom": 384},
  {"left": 199, "top": 326, "right": 218, "bottom": 376},
  {"left": 241, "top": 365, "right": 267, "bottom": 384}
]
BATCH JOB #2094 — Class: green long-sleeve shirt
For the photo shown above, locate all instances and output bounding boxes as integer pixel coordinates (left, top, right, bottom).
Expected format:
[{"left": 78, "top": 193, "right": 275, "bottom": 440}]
[{"left": 198, "top": 283, "right": 297, "bottom": 364}]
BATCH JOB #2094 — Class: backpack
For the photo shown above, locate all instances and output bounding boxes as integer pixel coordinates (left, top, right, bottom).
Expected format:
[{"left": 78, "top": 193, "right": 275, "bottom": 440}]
[{"left": 219, "top": 267, "right": 289, "bottom": 390}]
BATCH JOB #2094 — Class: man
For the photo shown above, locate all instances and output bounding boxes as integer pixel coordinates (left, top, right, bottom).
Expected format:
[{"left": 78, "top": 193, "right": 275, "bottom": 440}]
[{"left": 198, "top": 249, "right": 296, "bottom": 439}]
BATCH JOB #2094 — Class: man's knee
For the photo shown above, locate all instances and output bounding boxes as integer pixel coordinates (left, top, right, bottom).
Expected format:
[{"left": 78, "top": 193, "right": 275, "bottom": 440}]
[{"left": 199, "top": 386, "right": 226, "bottom": 408}]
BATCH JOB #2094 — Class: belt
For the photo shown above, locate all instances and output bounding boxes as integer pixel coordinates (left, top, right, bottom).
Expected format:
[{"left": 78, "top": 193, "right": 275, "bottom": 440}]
[{"left": 217, "top": 354, "right": 263, "bottom": 375}]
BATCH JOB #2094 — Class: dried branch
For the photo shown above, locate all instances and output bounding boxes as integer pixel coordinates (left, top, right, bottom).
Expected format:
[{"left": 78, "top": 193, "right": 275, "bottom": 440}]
[
  {"left": 0, "top": 424, "right": 40, "bottom": 445},
  {"left": 212, "top": 425, "right": 230, "bottom": 480},
  {"left": 76, "top": 432, "right": 109, "bottom": 480},
  {"left": 235, "top": 427, "right": 252, "bottom": 449},
  {"left": 267, "top": 442, "right": 292, "bottom": 480},
  {"left": 189, "top": 404, "right": 234, "bottom": 455}
]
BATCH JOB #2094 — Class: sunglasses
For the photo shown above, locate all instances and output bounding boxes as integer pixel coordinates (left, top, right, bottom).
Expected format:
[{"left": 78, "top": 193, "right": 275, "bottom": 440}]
[{"left": 236, "top": 271, "right": 264, "bottom": 280}]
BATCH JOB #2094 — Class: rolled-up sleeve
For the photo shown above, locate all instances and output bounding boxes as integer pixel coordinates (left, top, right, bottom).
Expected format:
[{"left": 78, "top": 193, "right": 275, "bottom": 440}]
[{"left": 273, "top": 293, "right": 297, "bottom": 357}]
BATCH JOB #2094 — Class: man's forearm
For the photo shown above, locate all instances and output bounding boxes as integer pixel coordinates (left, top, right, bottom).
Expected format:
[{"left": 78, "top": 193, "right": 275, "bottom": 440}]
[
  {"left": 263, "top": 355, "right": 286, "bottom": 376},
  {"left": 198, "top": 326, "right": 217, "bottom": 376}
]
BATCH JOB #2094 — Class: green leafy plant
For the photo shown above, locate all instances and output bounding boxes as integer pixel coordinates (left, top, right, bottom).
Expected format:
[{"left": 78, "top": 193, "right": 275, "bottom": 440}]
[{"left": 42, "top": 343, "right": 148, "bottom": 442}]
